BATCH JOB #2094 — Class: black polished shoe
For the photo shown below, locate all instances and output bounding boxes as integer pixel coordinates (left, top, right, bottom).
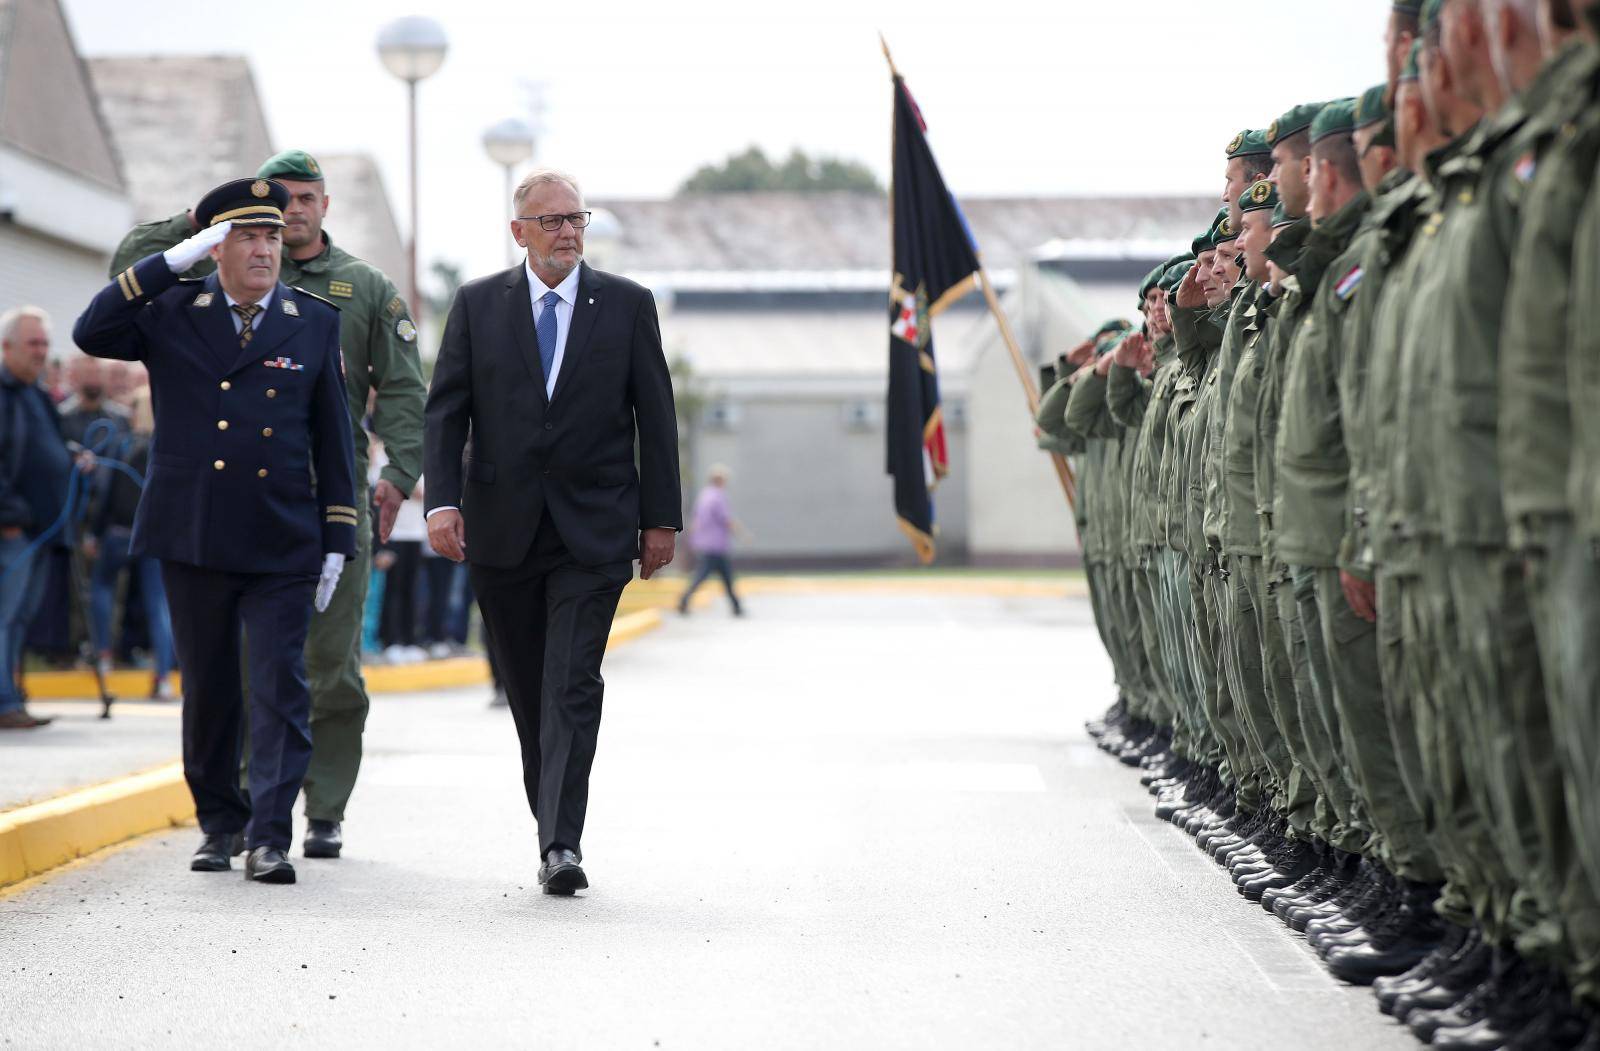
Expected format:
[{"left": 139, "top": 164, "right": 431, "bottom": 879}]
[
  {"left": 190, "top": 831, "right": 245, "bottom": 872},
  {"left": 303, "top": 819, "right": 343, "bottom": 859},
  {"left": 538, "top": 848, "right": 588, "bottom": 896},
  {"left": 245, "top": 847, "right": 297, "bottom": 884}
]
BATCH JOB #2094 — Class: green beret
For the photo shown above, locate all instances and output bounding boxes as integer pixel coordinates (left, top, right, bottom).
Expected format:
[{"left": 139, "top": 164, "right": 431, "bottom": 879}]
[
  {"left": 1239, "top": 178, "right": 1280, "bottom": 214},
  {"left": 1096, "top": 318, "right": 1133, "bottom": 339},
  {"left": 256, "top": 149, "right": 325, "bottom": 183},
  {"left": 1138, "top": 262, "right": 1166, "bottom": 301},
  {"left": 1160, "top": 260, "right": 1194, "bottom": 291},
  {"left": 1214, "top": 213, "right": 1238, "bottom": 245},
  {"left": 1354, "top": 84, "right": 1389, "bottom": 129},
  {"left": 1271, "top": 201, "right": 1294, "bottom": 228},
  {"left": 1268, "top": 102, "right": 1326, "bottom": 147},
  {"left": 1192, "top": 207, "right": 1230, "bottom": 254},
  {"left": 1310, "top": 98, "right": 1357, "bottom": 144},
  {"left": 1226, "top": 128, "right": 1273, "bottom": 160},
  {"left": 1400, "top": 38, "right": 1423, "bottom": 82}
]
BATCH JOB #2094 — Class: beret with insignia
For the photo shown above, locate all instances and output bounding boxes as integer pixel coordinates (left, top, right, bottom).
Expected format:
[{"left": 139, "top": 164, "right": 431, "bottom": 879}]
[
  {"left": 1310, "top": 98, "right": 1358, "bottom": 144},
  {"left": 1139, "top": 262, "right": 1166, "bottom": 302},
  {"left": 257, "top": 149, "right": 324, "bottom": 183},
  {"left": 1239, "top": 178, "right": 1280, "bottom": 214},
  {"left": 1269, "top": 102, "right": 1327, "bottom": 147},
  {"left": 194, "top": 177, "right": 288, "bottom": 228},
  {"left": 1192, "top": 207, "right": 1230, "bottom": 254},
  {"left": 1227, "top": 128, "right": 1273, "bottom": 161},
  {"left": 1214, "top": 213, "right": 1238, "bottom": 245}
]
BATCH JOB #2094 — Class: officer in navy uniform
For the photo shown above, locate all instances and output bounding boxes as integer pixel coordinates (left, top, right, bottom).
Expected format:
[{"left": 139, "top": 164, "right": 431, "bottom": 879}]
[{"left": 72, "top": 178, "right": 356, "bottom": 885}]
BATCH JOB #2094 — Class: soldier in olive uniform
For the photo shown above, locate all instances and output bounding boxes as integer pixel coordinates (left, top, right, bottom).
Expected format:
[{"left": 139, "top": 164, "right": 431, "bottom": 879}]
[{"left": 110, "top": 150, "right": 427, "bottom": 860}]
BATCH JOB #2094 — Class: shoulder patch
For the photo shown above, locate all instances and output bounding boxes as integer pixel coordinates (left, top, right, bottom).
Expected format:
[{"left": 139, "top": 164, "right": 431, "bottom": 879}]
[
  {"left": 328, "top": 280, "right": 355, "bottom": 298},
  {"left": 1334, "top": 265, "right": 1364, "bottom": 301},
  {"left": 396, "top": 318, "right": 417, "bottom": 343},
  {"left": 1512, "top": 151, "right": 1537, "bottom": 184},
  {"left": 291, "top": 286, "right": 341, "bottom": 312},
  {"left": 386, "top": 295, "right": 407, "bottom": 318}
]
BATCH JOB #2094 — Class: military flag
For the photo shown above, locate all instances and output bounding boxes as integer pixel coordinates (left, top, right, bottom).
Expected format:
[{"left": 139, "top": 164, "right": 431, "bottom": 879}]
[{"left": 885, "top": 65, "right": 980, "bottom": 563}]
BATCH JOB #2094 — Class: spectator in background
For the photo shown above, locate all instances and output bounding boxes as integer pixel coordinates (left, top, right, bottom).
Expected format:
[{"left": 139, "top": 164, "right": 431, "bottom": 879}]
[
  {"left": 379, "top": 475, "right": 426, "bottom": 664},
  {"left": 0, "top": 307, "right": 86, "bottom": 729},
  {"left": 85, "top": 387, "right": 175, "bottom": 700},
  {"left": 677, "top": 464, "right": 744, "bottom": 617},
  {"left": 57, "top": 356, "right": 131, "bottom": 446}
]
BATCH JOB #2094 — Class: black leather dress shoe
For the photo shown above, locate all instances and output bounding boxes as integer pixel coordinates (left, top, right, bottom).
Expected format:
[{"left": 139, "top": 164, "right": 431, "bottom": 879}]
[
  {"left": 245, "top": 847, "right": 297, "bottom": 884},
  {"left": 538, "top": 848, "right": 588, "bottom": 896},
  {"left": 190, "top": 832, "right": 245, "bottom": 872},
  {"left": 304, "top": 819, "right": 343, "bottom": 859}
]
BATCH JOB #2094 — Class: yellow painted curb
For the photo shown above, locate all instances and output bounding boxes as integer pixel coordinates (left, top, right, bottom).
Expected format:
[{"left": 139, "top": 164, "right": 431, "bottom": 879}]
[
  {"left": 27, "top": 608, "right": 666, "bottom": 702},
  {"left": 0, "top": 762, "right": 191, "bottom": 890}
]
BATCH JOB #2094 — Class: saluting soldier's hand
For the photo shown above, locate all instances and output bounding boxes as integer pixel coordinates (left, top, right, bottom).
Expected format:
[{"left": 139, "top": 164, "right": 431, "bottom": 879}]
[
  {"left": 428, "top": 508, "right": 467, "bottom": 563},
  {"left": 1064, "top": 338, "right": 1097, "bottom": 368},
  {"left": 372, "top": 480, "right": 405, "bottom": 545},
  {"left": 638, "top": 527, "right": 675, "bottom": 580},
  {"left": 163, "top": 220, "right": 232, "bottom": 273},
  {"left": 1175, "top": 264, "right": 1206, "bottom": 309}
]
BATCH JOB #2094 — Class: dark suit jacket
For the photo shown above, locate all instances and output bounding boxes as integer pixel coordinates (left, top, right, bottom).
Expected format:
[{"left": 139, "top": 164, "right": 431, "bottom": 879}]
[
  {"left": 72, "top": 253, "right": 357, "bottom": 575},
  {"left": 423, "top": 261, "right": 681, "bottom": 569}
]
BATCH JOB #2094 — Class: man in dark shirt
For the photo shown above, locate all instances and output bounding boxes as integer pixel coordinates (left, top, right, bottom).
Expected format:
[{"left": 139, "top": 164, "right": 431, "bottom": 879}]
[{"left": 0, "top": 307, "right": 80, "bottom": 729}]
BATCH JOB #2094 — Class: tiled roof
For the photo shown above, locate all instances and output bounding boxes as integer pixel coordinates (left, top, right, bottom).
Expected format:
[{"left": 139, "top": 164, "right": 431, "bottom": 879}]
[{"left": 0, "top": 0, "right": 123, "bottom": 188}]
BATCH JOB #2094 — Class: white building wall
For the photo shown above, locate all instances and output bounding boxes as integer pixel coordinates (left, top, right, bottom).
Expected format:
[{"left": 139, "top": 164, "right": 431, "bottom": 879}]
[{"left": 0, "top": 223, "right": 111, "bottom": 343}]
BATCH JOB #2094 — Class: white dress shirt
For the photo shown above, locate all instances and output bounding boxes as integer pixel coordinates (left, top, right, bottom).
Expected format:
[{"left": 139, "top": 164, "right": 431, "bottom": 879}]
[
  {"left": 528, "top": 261, "right": 580, "bottom": 399},
  {"left": 223, "top": 288, "right": 274, "bottom": 332},
  {"left": 425, "top": 263, "right": 581, "bottom": 521}
]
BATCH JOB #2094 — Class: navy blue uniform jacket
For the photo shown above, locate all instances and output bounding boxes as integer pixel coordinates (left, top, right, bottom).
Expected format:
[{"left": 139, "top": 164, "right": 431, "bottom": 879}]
[{"left": 72, "top": 253, "right": 357, "bottom": 575}]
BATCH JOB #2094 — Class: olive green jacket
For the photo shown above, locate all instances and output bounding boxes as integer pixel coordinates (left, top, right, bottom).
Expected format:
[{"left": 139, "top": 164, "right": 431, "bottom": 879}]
[
  {"left": 110, "top": 214, "right": 426, "bottom": 495},
  {"left": 1251, "top": 218, "right": 1312, "bottom": 568},
  {"left": 1219, "top": 286, "right": 1277, "bottom": 557},
  {"left": 1065, "top": 369, "right": 1121, "bottom": 563},
  {"left": 1498, "top": 42, "right": 1600, "bottom": 545},
  {"left": 1160, "top": 304, "right": 1222, "bottom": 555},
  {"left": 1272, "top": 191, "right": 1370, "bottom": 568},
  {"left": 1110, "top": 335, "right": 1178, "bottom": 552},
  {"left": 1201, "top": 282, "right": 1255, "bottom": 553}
]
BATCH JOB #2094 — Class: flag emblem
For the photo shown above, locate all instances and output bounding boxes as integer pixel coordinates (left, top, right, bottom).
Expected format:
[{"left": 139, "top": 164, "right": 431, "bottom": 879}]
[
  {"left": 1513, "top": 152, "right": 1537, "bottom": 184},
  {"left": 1334, "top": 265, "right": 1364, "bottom": 301}
]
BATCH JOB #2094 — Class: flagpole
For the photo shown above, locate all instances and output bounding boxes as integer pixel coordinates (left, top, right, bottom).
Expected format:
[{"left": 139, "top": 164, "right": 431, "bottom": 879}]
[
  {"left": 974, "top": 266, "right": 1079, "bottom": 515},
  {"left": 880, "top": 32, "right": 1078, "bottom": 523}
]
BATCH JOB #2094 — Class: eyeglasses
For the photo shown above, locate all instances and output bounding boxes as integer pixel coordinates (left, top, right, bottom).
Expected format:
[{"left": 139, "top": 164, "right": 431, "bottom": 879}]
[{"left": 516, "top": 212, "right": 592, "bottom": 232}]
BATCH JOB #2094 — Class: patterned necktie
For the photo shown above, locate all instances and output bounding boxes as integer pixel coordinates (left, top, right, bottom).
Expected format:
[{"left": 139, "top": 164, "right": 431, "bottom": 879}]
[
  {"left": 536, "top": 290, "right": 560, "bottom": 386},
  {"left": 231, "top": 303, "right": 261, "bottom": 350}
]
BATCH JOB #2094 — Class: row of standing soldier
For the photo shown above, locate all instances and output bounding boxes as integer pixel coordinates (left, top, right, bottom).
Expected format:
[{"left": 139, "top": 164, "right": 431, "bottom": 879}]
[{"left": 1058, "top": 2, "right": 1600, "bottom": 1047}]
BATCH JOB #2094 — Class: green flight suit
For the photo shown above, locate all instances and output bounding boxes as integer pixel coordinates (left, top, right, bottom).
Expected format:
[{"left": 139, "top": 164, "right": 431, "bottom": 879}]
[
  {"left": 1258, "top": 219, "right": 1355, "bottom": 848},
  {"left": 111, "top": 215, "right": 428, "bottom": 824},
  {"left": 1499, "top": 42, "right": 1600, "bottom": 1003}
]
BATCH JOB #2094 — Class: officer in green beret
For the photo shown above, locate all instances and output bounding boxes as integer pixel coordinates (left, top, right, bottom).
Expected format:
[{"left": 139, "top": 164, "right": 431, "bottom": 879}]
[
  {"left": 109, "top": 149, "right": 428, "bottom": 862},
  {"left": 1353, "top": 84, "right": 1401, "bottom": 192},
  {"left": 1224, "top": 129, "right": 1275, "bottom": 230}
]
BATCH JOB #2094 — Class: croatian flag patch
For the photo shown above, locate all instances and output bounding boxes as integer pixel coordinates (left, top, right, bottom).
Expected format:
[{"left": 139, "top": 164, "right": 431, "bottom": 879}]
[
  {"left": 1513, "top": 151, "right": 1537, "bottom": 184},
  {"left": 1334, "top": 265, "right": 1364, "bottom": 301}
]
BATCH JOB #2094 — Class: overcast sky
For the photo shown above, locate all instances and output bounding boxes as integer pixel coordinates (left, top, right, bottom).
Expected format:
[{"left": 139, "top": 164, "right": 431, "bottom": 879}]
[{"left": 63, "top": 0, "right": 1388, "bottom": 282}]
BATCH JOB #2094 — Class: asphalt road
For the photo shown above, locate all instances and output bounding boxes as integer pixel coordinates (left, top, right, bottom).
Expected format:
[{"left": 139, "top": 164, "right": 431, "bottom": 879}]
[{"left": 0, "top": 589, "right": 1419, "bottom": 1049}]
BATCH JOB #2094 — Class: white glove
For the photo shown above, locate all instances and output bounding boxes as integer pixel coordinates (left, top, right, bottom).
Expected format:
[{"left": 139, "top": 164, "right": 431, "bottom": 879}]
[
  {"left": 314, "top": 553, "right": 345, "bottom": 613},
  {"left": 163, "top": 220, "right": 232, "bottom": 273}
]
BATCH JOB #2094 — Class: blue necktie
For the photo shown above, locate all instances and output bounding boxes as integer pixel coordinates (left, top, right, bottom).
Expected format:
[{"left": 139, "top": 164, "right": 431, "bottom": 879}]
[{"left": 536, "top": 290, "right": 560, "bottom": 386}]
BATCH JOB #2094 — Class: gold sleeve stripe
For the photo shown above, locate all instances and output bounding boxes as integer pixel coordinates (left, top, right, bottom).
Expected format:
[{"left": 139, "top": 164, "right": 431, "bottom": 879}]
[
  {"left": 124, "top": 267, "right": 144, "bottom": 298},
  {"left": 117, "top": 272, "right": 134, "bottom": 301},
  {"left": 325, "top": 505, "right": 359, "bottom": 516},
  {"left": 326, "top": 512, "right": 359, "bottom": 521}
]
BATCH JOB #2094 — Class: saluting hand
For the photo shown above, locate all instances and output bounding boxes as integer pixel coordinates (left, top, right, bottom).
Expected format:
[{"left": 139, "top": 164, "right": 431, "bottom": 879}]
[
  {"left": 1064, "top": 337, "right": 1097, "bottom": 368},
  {"left": 163, "top": 220, "right": 232, "bottom": 274},
  {"left": 1175, "top": 264, "right": 1206, "bottom": 309}
]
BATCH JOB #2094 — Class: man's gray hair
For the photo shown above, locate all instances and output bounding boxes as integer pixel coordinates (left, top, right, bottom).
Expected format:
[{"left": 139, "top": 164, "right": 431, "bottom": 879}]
[
  {"left": 512, "top": 167, "right": 584, "bottom": 216},
  {"left": 0, "top": 306, "right": 50, "bottom": 344}
]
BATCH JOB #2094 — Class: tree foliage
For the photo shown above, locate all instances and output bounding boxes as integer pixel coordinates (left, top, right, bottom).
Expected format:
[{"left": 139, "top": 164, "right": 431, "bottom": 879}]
[{"left": 678, "top": 146, "right": 882, "bottom": 195}]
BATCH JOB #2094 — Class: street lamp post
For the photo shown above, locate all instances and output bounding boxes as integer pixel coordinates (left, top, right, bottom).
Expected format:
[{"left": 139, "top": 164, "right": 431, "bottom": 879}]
[
  {"left": 376, "top": 15, "right": 448, "bottom": 326},
  {"left": 481, "top": 118, "right": 536, "bottom": 266}
]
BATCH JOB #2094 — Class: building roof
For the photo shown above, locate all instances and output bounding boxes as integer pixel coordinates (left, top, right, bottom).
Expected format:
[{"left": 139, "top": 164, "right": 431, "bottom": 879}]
[
  {"left": 0, "top": 0, "right": 122, "bottom": 189},
  {"left": 88, "top": 54, "right": 273, "bottom": 221},
  {"left": 596, "top": 192, "right": 1217, "bottom": 277},
  {"left": 318, "top": 152, "right": 406, "bottom": 286}
]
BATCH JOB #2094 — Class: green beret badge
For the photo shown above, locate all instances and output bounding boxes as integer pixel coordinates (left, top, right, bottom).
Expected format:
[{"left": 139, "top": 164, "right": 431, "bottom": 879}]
[{"left": 397, "top": 319, "right": 417, "bottom": 343}]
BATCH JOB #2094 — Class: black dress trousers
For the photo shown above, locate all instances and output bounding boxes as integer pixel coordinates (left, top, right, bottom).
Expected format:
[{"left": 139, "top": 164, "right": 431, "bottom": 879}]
[
  {"left": 469, "top": 512, "right": 631, "bottom": 857},
  {"left": 162, "top": 561, "right": 317, "bottom": 852}
]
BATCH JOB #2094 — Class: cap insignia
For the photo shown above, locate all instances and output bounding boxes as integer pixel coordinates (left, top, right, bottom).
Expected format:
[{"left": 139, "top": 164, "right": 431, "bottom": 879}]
[{"left": 251, "top": 180, "right": 271, "bottom": 198}]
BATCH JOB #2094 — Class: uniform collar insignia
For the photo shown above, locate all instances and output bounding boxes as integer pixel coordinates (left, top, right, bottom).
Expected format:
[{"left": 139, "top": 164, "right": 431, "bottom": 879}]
[
  {"left": 193, "top": 292, "right": 214, "bottom": 308},
  {"left": 281, "top": 299, "right": 300, "bottom": 317}
]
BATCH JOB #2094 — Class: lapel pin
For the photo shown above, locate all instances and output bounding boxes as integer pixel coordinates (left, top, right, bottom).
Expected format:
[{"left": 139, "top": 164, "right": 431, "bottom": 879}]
[
  {"left": 282, "top": 299, "right": 300, "bottom": 317},
  {"left": 193, "top": 292, "right": 214, "bottom": 308}
]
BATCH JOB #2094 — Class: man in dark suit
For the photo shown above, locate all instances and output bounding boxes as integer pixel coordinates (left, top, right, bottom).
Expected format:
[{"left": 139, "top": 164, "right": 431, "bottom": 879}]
[
  {"left": 425, "top": 167, "right": 680, "bottom": 895},
  {"left": 74, "top": 178, "right": 357, "bottom": 885}
]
